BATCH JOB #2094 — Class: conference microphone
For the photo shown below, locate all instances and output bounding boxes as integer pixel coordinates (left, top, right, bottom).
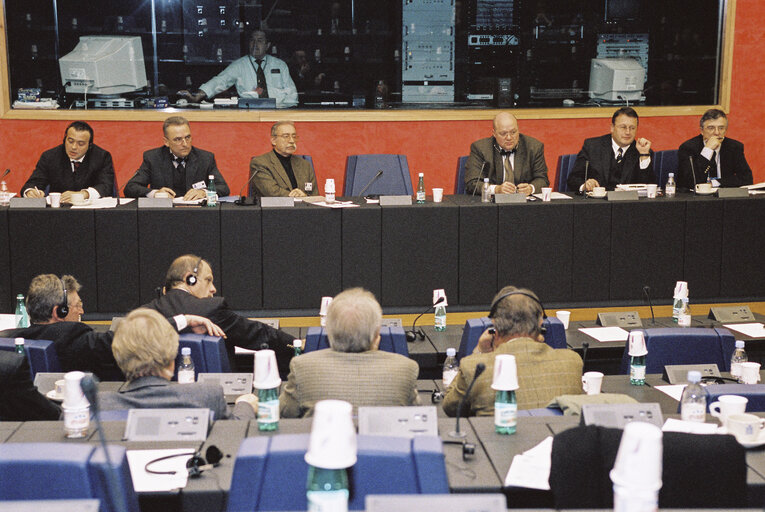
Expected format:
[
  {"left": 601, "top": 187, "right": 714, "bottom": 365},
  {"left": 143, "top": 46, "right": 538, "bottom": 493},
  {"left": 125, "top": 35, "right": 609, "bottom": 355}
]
[
  {"left": 643, "top": 285, "right": 656, "bottom": 325},
  {"left": 1, "top": 168, "right": 9, "bottom": 179},
  {"left": 689, "top": 155, "right": 698, "bottom": 190},
  {"left": 581, "top": 341, "right": 589, "bottom": 372},
  {"left": 449, "top": 362, "right": 486, "bottom": 438},
  {"left": 358, "top": 169, "right": 384, "bottom": 197},
  {"left": 235, "top": 168, "right": 260, "bottom": 205},
  {"left": 581, "top": 160, "right": 589, "bottom": 195},
  {"left": 471, "top": 161, "right": 488, "bottom": 196},
  {"left": 406, "top": 296, "right": 446, "bottom": 342}
]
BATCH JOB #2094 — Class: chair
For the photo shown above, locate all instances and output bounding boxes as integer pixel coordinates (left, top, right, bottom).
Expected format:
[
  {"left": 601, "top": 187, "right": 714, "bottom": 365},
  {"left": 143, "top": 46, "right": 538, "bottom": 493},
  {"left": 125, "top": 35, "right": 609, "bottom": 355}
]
[
  {"left": 455, "top": 156, "right": 468, "bottom": 194},
  {"left": 0, "top": 443, "right": 139, "bottom": 512},
  {"left": 702, "top": 384, "right": 765, "bottom": 412},
  {"left": 456, "top": 317, "right": 567, "bottom": 362},
  {"left": 227, "top": 434, "right": 448, "bottom": 511},
  {"left": 304, "top": 326, "right": 409, "bottom": 357},
  {"left": 176, "top": 333, "right": 230, "bottom": 378},
  {"left": 555, "top": 153, "right": 577, "bottom": 192},
  {"left": 653, "top": 149, "right": 678, "bottom": 188},
  {"left": 618, "top": 327, "right": 735, "bottom": 374},
  {"left": 344, "top": 154, "right": 413, "bottom": 196},
  {"left": 0, "top": 337, "right": 61, "bottom": 377}
]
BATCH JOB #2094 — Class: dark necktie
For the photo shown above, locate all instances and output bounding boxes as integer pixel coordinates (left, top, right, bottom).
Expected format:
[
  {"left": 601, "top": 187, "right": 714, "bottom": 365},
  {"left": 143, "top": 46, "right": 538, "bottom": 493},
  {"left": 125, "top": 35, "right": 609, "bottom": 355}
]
[
  {"left": 173, "top": 156, "right": 187, "bottom": 193},
  {"left": 616, "top": 148, "right": 624, "bottom": 164},
  {"left": 71, "top": 161, "right": 81, "bottom": 171},
  {"left": 174, "top": 156, "right": 186, "bottom": 170},
  {"left": 255, "top": 59, "right": 269, "bottom": 98},
  {"left": 709, "top": 150, "right": 718, "bottom": 180}
]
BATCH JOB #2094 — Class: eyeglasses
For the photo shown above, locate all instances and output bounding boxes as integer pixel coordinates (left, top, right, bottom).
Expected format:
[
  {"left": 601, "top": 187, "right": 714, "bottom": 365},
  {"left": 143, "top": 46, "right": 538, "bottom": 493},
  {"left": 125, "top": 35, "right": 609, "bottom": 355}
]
[
  {"left": 169, "top": 135, "right": 192, "bottom": 144},
  {"left": 277, "top": 134, "right": 299, "bottom": 141},
  {"left": 614, "top": 124, "right": 637, "bottom": 132},
  {"left": 495, "top": 130, "right": 518, "bottom": 138}
]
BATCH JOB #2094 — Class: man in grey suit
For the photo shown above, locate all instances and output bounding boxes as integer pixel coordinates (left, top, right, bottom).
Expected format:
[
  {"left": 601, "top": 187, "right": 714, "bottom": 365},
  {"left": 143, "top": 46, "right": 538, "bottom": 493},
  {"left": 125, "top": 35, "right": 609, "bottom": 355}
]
[
  {"left": 280, "top": 288, "right": 420, "bottom": 418},
  {"left": 249, "top": 121, "right": 318, "bottom": 197},
  {"left": 124, "top": 116, "right": 230, "bottom": 199},
  {"left": 464, "top": 112, "right": 549, "bottom": 196}
]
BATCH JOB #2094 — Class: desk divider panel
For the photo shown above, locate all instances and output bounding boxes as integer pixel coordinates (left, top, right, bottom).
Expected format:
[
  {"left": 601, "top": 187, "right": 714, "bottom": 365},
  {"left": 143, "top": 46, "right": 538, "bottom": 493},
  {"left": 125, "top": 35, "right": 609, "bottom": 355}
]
[
  {"left": 0, "top": 209, "right": 11, "bottom": 311},
  {"left": 721, "top": 197, "right": 765, "bottom": 298},
  {"left": 458, "top": 202, "right": 498, "bottom": 305},
  {"left": 95, "top": 205, "right": 139, "bottom": 312},
  {"left": 572, "top": 201, "right": 611, "bottom": 302},
  {"left": 684, "top": 198, "right": 723, "bottom": 299},
  {"left": 341, "top": 205, "right": 382, "bottom": 296},
  {"left": 220, "top": 206, "right": 262, "bottom": 310}
]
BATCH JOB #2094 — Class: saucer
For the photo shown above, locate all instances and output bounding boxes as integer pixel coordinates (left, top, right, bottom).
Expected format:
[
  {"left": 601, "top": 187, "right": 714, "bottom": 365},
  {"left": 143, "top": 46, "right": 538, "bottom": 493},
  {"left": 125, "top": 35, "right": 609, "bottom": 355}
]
[
  {"left": 720, "top": 425, "right": 765, "bottom": 448},
  {"left": 46, "top": 389, "right": 64, "bottom": 402},
  {"left": 587, "top": 192, "right": 607, "bottom": 199}
]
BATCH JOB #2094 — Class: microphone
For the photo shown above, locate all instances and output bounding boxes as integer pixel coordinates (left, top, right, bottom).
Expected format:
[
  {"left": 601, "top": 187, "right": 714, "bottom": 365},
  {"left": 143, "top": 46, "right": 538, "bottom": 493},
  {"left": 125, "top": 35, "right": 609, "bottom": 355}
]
[
  {"left": 1, "top": 169, "right": 9, "bottom": 179},
  {"left": 449, "top": 362, "right": 486, "bottom": 438},
  {"left": 581, "top": 341, "right": 589, "bottom": 372},
  {"left": 358, "top": 169, "right": 383, "bottom": 197},
  {"left": 689, "top": 155, "right": 698, "bottom": 190},
  {"left": 471, "top": 161, "right": 488, "bottom": 196},
  {"left": 406, "top": 296, "right": 446, "bottom": 342},
  {"left": 643, "top": 285, "right": 656, "bottom": 325},
  {"left": 236, "top": 169, "right": 260, "bottom": 205},
  {"left": 580, "top": 160, "right": 589, "bottom": 195}
]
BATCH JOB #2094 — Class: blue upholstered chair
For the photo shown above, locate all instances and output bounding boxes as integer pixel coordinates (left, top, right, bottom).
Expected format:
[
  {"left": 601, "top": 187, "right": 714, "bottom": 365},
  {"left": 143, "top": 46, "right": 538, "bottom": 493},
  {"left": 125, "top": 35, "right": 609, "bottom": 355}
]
[
  {"left": 296, "top": 154, "right": 315, "bottom": 175},
  {"left": 176, "top": 333, "right": 230, "bottom": 378},
  {"left": 456, "top": 317, "right": 567, "bottom": 362},
  {"left": 654, "top": 149, "right": 679, "bottom": 188},
  {"left": 304, "top": 326, "right": 409, "bottom": 357},
  {"left": 455, "top": 155, "right": 468, "bottom": 194},
  {"left": 0, "top": 337, "right": 61, "bottom": 377},
  {"left": 555, "top": 153, "right": 577, "bottom": 192},
  {"left": 704, "top": 384, "right": 765, "bottom": 412},
  {"left": 227, "top": 434, "right": 448, "bottom": 511},
  {"left": 344, "top": 154, "right": 413, "bottom": 196}
]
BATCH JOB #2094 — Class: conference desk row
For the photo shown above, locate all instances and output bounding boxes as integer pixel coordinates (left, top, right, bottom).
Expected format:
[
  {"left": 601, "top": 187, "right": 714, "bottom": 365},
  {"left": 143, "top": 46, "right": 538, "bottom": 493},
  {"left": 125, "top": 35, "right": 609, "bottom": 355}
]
[{"left": 1, "top": 193, "right": 763, "bottom": 315}]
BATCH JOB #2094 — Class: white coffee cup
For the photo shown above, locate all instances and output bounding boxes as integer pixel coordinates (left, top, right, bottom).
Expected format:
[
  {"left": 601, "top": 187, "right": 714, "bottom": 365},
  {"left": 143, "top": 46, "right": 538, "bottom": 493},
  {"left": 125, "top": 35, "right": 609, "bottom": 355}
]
[
  {"left": 556, "top": 310, "right": 571, "bottom": 330},
  {"left": 646, "top": 184, "right": 658, "bottom": 198},
  {"left": 695, "top": 182, "right": 713, "bottom": 194},
  {"left": 541, "top": 187, "right": 552, "bottom": 202},
  {"left": 54, "top": 379, "right": 66, "bottom": 397},
  {"left": 709, "top": 395, "right": 748, "bottom": 427},
  {"left": 610, "top": 421, "right": 663, "bottom": 491},
  {"left": 591, "top": 186, "right": 606, "bottom": 198},
  {"left": 582, "top": 371, "right": 604, "bottom": 395},
  {"left": 432, "top": 188, "right": 444, "bottom": 203},
  {"left": 49, "top": 192, "right": 61, "bottom": 208},
  {"left": 70, "top": 192, "right": 85, "bottom": 205},
  {"left": 740, "top": 362, "right": 761, "bottom": 384},
  {"left": 727, "top": 413, "right": 765, "bottom": 443},
  {"left": 155, "top": 191, "right": 170, "bottom": 199}
]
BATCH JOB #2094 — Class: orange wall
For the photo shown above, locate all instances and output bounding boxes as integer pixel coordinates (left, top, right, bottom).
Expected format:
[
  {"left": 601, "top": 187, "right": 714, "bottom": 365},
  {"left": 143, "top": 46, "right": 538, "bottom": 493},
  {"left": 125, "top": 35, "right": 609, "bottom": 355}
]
[{"left": 1, "top": 0, "right": 763, "bottom": 195}]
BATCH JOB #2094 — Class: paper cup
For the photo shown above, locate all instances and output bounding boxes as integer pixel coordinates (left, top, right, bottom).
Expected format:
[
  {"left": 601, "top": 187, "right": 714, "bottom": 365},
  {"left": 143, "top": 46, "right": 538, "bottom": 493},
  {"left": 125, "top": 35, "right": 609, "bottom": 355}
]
[
  {"left": 646, "top": 184, "right": 658, "bottom": 198},
  {"left": 582, "top": 371, "right": 604, "bottom": 395},
  {"left": 592, "top": 187, "right": 606, "bottom": 198},
  {"left": 253, "top": 349, "right": 281, "bottom": 389},
  {"left": 54, "top": 379, "right": 66, "bottom": 397},
  {"left": 432, "top": 188, "right": 444, "bottom": 203},
  {"left": 695, "top": 183, "right": 713, "bottom": 194},
  {"left": 556, "top": 310, "right": 571, "bottom": 330},
  {"left": 49, "top": 192, "right": 61, "bottom": 208},
  {"left": 305, "top": 400, "right": 357, "bottom": 469},
  {"left": 63, "top": 371, "right": 88, "bottom": 408},
  {"left": 541, "top": 187, "right": 552, "bottom": 202},
  {"left": 628, "top": 330, "right": 648, "bottom": 357},
  {"left": 610, "top": 421, "right": 663, "bottom": 491},
  {"left": 491, "top": 354, "right": 519, "bottom": 391},
  {"left": 709, "top": 395, "right": 748, "bottom": 427},
  {"left": 727, "top": 413, "right": 765, "bottom": 443},
  {"left": 740, "top": 362, "right": 761, "bottom": 385}
]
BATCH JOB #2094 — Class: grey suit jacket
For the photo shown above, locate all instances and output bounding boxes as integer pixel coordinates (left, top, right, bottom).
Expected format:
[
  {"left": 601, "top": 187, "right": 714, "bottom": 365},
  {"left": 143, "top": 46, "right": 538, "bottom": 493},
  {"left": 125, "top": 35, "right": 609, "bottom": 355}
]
[
  {"left": 124, "top": 146, "right": 230, "bottom": 198},
  {"left": 249, "top": 151, "right": 318, "bottom": 197},
  {"left": 280, "top": 348, "right": 421, "bottom": 418},
  {"left": 98, "top": 376, "right": 254, "bottom": 420},
  {"left": 464, "top": 134, "right": 549, "bottom": 194}
]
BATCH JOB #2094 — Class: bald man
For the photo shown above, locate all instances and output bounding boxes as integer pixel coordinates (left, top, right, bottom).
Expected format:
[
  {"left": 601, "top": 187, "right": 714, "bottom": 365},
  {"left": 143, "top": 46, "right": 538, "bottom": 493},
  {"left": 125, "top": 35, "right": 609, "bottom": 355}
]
[{"left": 464, "top": 112, "right": 549, "bottom": 196}]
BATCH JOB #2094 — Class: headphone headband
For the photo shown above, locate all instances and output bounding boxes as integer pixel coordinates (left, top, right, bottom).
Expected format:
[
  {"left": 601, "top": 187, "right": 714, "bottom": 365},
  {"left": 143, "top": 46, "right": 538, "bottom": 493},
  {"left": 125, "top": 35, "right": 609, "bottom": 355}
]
[
  {"left": 488, "top": 290, "right": 547, "bottom": 320},
  {"left": 186, "top": 257, "right": 204, "bottom": 286},
  {"left": 56, "top": 278, "right": 70, "bottom": 319}
]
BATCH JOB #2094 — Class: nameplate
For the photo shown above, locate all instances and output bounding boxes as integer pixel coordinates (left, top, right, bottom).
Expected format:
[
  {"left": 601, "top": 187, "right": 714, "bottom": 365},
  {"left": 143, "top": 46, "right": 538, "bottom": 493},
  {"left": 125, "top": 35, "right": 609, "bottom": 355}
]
[
  {"left": 708, "top": 305, "right": 755, "bottom": 323},
  {"left": 494, "top": 193, "right": 526, "bottom": 204},
  {"left": 581, "top": 403, "right": 663, "bottom": 429},
  {"left": 379, "top": 195, "right": 413, "bottom": 206},
  {"left": 260, "top": 196, "right": 294, "bottom": 207},
  {"left": 9, "top": 197, "right": 46, "bottom": 208},
  {"left": 123, "top": 408, "right": 211, "bottom": 441},
  {"left": 717, "top": 188, "right": 749, "bottom": 198},
  {"left": 607, "top": 190, "right": 639, "bottom": 201},
  {"left": 358, "top": 406, "right": 438, "bottom": 437},
  {"left": 197, "top": 373, "right": 253, "bottom": 395},
  {"left": 238, "top": 97, "right": 276, "bottom": 109},
  {"left": 381, "top": 318, "right": 403, "bottom": 327},
  {"left": 366, "top": 494, "right": 507, "bottom": 512},
  {"left": 596, "top": 311, "right": 642, "bottom": 328},
  {"left": 252, "top": 318, "right": 279, "bottom": 328},
  {"left": 138, "top": 197, "right": 173, "bottom": 208},
  {"left": 662, "top": 364, "right": 721, "bottom": 384}
]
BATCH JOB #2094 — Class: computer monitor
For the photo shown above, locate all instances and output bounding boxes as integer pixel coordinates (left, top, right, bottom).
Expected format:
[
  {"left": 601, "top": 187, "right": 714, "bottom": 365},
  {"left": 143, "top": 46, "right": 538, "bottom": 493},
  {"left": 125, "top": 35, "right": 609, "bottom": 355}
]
[
  {"left": 59, "top": 36, "right": 148, "bottom": 95},
  {"left": 588, "top": 57, "right": 645, "bottom": 102}
]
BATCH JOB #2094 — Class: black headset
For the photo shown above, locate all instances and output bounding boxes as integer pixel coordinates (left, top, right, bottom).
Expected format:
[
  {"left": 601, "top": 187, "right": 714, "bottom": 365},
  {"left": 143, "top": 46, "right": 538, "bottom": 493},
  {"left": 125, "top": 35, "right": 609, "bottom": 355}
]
[
  {"left": 144, "top": 445, "right": 224, "bottom": 478},
  {"left": 186, "top": 257, "right": 203, "bottom": 286},
  {"left": 56, "top": 278, "right": 69, "bottom": 319},
  {"left": 488, "top": 289, "right": 547, "bottom": 334}
]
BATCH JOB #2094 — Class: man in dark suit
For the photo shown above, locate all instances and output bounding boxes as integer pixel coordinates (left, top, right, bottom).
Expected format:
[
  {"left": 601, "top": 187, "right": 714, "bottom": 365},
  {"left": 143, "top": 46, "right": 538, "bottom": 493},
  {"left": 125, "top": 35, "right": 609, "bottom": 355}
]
[
  {"left": 0, "top": 351, "right": 61, "bottom": 421},
  {"left": 22, "top": 121, "right": 115, "bottom": 203},
  {"left": 250, "top": 121, "right": 318, "bottom": 197},
  {"left": 464, "top": 112, "right": 549, "bottom": 196},
  {"left": 123, "top": 116, "right": 230, "bottom": 199},
  {"left": 143, "top": 254, "right": 295, "bottom": 377},
  {"left": 567, "top": 107, "right": 655, "bottom": 192},
  {"left": 677, "top": 109, "right": 753, "bottom": 190}
]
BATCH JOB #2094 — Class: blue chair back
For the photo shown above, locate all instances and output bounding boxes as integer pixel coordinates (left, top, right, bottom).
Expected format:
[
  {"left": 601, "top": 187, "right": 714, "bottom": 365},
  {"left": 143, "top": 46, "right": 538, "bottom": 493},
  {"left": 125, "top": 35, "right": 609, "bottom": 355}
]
[
  {"left": 654, "top": 149, "right": 679, "bottom": 187},
  {"left": 344, "top": 154, "right": 413, "bottom": 196},
  {"left": 176, "top": 334, "right": 230, "bottom": 378},
  {"left": 0, "top": 443, "right": 138, "bottom": 512},
  {"left": 555, "top": 153, "right": 577, "bottom": 192},
  {"left": 456, "top": 317, "right": 567, "bottom": 362},
  {"left": 455, "top": 156, "right": 468, "bottom": 194},
  {"left": 619, "top": 327, "right": 735, "bottom": 374},
  {"left": 304, "top": 326, "right": 409, "bottom": 357},
  {"left": 0, "top": 338, "right": 61, "bottom": 377},
  {"left": 704, "top": 384, "right": 765, "bottom": 412},
  {"left": 227, "top": 434, "right": 448, "bottom": 512},
  {"left": 296, "top": 154, "right": 315, "bottom": 174}
]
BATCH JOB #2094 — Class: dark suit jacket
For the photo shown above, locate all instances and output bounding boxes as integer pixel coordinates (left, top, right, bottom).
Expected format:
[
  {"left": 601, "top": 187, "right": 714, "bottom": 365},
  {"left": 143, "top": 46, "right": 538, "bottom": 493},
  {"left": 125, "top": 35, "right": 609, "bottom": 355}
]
[
  {"left": 677, "top": 135, "right": 753, "bottom": 190},
  {"left": 143, "top": 289, "right": 294, "bottom": 376},
  {"left": 22, "top": 144, "right": 115, "bottom": 197},
  {"left": 249, "top": 151, "right": 318, "bottom": 197},
  {"left": 0, "top": 351, "right": 61, "bottom": 421},
  {"left": 464, "top": 135, "right": 549, "bottom": 194},
  {"left": 123, "top": 146, "right": 230, "bottom": 198},
  {"left": 568, "top": 134, "right": 655, "bottom": 191}
]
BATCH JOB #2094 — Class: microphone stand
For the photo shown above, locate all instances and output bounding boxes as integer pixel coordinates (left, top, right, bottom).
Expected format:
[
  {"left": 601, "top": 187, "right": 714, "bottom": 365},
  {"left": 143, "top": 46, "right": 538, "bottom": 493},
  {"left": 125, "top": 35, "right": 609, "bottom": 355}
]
[
  {"left": 358, "top": 170, "right": 383, "bottom": 197},
  {"left": 406, "top": 297, "right": 445, "bottom": 342},
  {"left": 236, "top": 169, "right": 260, "bottom": 205},
  {"left": 643, "top": 285, "right": 656, "bottom": 325},
  {"left": 449, "top": 363, "right": 486, "bottom": 438},
  {"left": 470, "top": 161, "right": 487, "bottom": 197}
]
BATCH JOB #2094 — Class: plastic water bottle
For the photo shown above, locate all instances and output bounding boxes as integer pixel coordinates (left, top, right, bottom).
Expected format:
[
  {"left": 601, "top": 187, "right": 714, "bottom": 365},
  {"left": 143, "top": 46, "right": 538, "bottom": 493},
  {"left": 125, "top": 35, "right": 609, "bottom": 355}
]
[
  {"left": 14, "top": 338, "right": 25, "bottom": 356},
  {"left": 293, "top": 339, "right": 303, "bottom": 356},
  {"left": 434, "top": 304, "right": 446, "bottom": 332},
  {"left": 494, "top": 389, "right": 517, "bottom": 435},
  {"left": 15, "top": 294, "right": 29, "bottom": 328},
  {"left": 730, "top": 340, "right": 748, "bottom": 383},
  {"left": 177, "top": 347, "right": 195, "bottom": 383},
  {"left": 206, "top": 175, "right": 218, "bottom": 207},
  {"left": 0, "top": 181, "right": 9, "bottom": 206},
  {"left": 416, "top": 173, "right": 425, "bottom": 203},
  {"left": 481, "top": 178, "right": 491, "bottom": 203},
  {"left": 630, "top": 354, "right": 646, "bottom": 386},
  {"left": 442, "top": 348, "right": 458, "bottom": 388},
  {"left": 665, "top": 173, "right": 676, "bottom": 198},
  {"left": 680, "top": 371, "right": 706, "bottom": 422},
  {"left": 306, "top": 465, "right": 349, "bottom": 512},
  {"left": 257, "top": 387, "right": 279, "bottom": 431}
]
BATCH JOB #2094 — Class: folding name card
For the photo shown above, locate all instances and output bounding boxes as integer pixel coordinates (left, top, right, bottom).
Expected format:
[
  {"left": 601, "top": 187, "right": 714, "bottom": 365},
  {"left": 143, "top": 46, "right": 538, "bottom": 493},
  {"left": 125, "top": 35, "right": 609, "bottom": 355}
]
[
  {"left": 381, "top": 318, "right": 403, "bottom": 327},
  {"left": 9, "top": 197, "right": 46, "bottom": 208},
  {"left": 662, "top": 363, "right": 721, "bottom": 384},
  {"left": 197, "top": 373, "right": 253, "bottom": 395},
  {"left": 137, "top": 197, "right": 173, "bottom": 208},
  {"left": 252, "top": 318, "right": 279, "bottom": 328},
  {"left": 358, "top": 405, "right": 438, "bottom": 437},
  {"left": 596, "top": 311, "right": 642, "bottom": 328},
  {"left": 581, "top": 402, "right": 663, "bottom": 429},
  {"left": 123, "top": 408, "right": 211, "bottom": 441},
  {"left": 607, "top": 190, "right": 639, "bottom": 201},
  {"left": 708, "top": 305, "right": 755, "bottom": 323},
  {"left": 366, "top": 494, "right": 507, "bottom": 512},
  {"left": 717, "top": 188, "right": 749, "bottom": 198},
  {"left": 260, "top": 196, "right": 294, "bottom": 207},
  {"left": 494, "top": 192, "right": 526, "bottom": 204},
  {"left": 379, "top": 195, "right": 412, "bottom": 206}
]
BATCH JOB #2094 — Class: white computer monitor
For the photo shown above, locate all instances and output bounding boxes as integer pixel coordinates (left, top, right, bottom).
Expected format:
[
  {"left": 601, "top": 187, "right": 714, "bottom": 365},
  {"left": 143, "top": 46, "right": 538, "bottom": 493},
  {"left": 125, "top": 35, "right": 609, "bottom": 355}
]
[
  {"left": 588, "top": 57, "right": 645, "bottom": 102},
  {"left": 59, "top": 36, "right": 148, "bottom": 95}
]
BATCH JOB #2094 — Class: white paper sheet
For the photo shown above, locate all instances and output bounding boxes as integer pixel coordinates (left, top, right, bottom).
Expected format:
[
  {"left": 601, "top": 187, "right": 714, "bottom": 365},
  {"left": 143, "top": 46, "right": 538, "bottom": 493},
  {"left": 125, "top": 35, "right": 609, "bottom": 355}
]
[
  {"left": 173, "top": 197, "right": 205, "bottom": 205},
  {"left": 578, "top": 326, "right": 630, "bottom": 342},
  {"left": 504, "top": 436, "right": 553, "bottom": 490},
  {"left": 662, "top": 418, "right": 720, "bottom": 434},
  {"left": 0, "top": 314, "right": 16, "bottom": 330},
  {"left": 126, "top": 449, "right": 194, "bottom": 492},
  {"left": 70, "top": 198, "right": 120, "bottom": 209},
  {"left": 724, "top": 322, "right": 765, "bottom": 338},
  {"left": 654, "top": 384, "right": 686, "bottom": 401},
  {"left": 309, "top": 200, "right": 359, "bottom": 208},
  {"left": 531, "top": 192, "right": 572, "bottom": 201}
]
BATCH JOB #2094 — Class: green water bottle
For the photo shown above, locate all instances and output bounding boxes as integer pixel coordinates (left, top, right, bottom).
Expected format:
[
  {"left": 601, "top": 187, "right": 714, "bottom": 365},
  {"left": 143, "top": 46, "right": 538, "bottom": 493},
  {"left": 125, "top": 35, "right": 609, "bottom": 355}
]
[
  {"left": 494, "top": 389, "right": 517, "bottom": 435},
  {"left": 306, "top": 465, "right": 349, "bottom": 512},
  {"left": 257, "top": 387, "right": 279, "bottom": 431}
]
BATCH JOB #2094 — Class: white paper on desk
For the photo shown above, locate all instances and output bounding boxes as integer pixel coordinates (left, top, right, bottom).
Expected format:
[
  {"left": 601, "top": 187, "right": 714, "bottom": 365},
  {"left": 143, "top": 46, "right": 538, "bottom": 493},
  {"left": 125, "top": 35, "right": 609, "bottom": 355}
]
[
  {"left": 578, "top": 326, "right": 629, "bottom": 343},
  {"left": 662, "top": 418, "right": 720, "bottom": 434},
  {"left": 0, "top": 313, "right": 16, "bottom": 330},
  {"left": 654, "top": 384, "right": 686, "bottom": 401},
  {"left": 310, "top": 200, "right": 359, "bottom": 208},
  {"left": 70, "top": 198, "right": 120, "bottom": 209},
  {"left": 173, "top": 197, "right": 205, "bottom": 205},
  {"left": 532, "top": 192, "right": 572, "bottom": 201},
  {"left": 724, "top": 322, "right": 765, "bottom": 338},
  {"left": 504, "top": 436, "right": 553, "bottom": 490},
  {"left": 743, "top": 182, "right": 765, "bottom": 190},
  {"left": 234, "top": 346, "right": 257, "bottom": 355},
  {"left": 119, "top": 198, "right": 135, "bottom": 204},
  {"left": 126, "top": 449, "right": 194, "bottom": 492}
]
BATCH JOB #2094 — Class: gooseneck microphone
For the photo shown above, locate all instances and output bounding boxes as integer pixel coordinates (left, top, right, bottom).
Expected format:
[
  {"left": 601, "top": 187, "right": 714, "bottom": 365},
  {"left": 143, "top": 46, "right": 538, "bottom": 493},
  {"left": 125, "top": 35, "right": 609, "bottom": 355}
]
[
  {"left": 580, "top": 160, "right": 589, "bottom": 195},
  {"left": 406, "top": 296, "right": 446, "bottom": 342},
  {"left": 358, "top": 169, "right": 384, "bottom": 197},
  {"left": 449, "top": 362, "right": 486, "bottom": 438},
  {"left": 236, "top": 169, "right": 260, "bottom": 205},
  {"left": 471, "top": 161, "right": 488, "bottom": 196},
  {"left": 1, "top": 169, "right": 10, "bottom": 179},
  {"left": 689, "top": 155, "right": 698, "bottom": 190},
  {"left": 581, "top": 341, "right": 589, "bottom": 372},
  {"left": 643, "top": 285, "right": 656, "bottom": 325}
]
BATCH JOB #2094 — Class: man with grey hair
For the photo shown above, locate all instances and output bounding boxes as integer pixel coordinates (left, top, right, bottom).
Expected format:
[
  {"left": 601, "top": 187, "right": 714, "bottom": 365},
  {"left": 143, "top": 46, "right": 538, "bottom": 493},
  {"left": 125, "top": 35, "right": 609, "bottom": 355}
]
[
  {"left": 280, "top": 287, "right": 420, "bottom": 418},
  {"left": 249, "top": 121, "right": 318, "bottom": 197},
  {"left": 61, "top": 274, "right": 84, "bottom": 322},
  {"left": 443, "top": 286, "right": 582, "bottom": 416}
]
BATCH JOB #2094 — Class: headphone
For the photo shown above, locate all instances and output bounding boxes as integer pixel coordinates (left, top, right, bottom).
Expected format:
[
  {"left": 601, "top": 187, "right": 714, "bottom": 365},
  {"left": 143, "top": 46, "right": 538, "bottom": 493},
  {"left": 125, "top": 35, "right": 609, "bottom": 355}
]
[
  {"left": 488, "top": 289, "right": 547, "bottom": 335},
  {"left": 144, "top": 445, "right": 224, "bottom": 478},
  {"left": 443, "top": 439, "right": 476, "bottom": 460},
  {"left": 56, "top": 278, "right": 69, "bottom": 319},
  {"left": 186, "top": 257, "right": 203, "bottom": 286}
]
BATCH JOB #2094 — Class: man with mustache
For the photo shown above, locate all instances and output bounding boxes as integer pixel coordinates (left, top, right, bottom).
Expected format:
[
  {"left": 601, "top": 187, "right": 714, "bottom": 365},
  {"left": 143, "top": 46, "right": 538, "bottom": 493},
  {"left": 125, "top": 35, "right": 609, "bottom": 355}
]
[{"left": 249, "top": 121, "right": 318, "bottom": 198}]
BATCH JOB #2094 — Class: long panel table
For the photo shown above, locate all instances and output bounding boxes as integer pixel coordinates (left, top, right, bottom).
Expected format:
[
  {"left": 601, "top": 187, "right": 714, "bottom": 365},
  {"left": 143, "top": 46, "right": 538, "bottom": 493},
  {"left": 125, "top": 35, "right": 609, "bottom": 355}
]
[{"left": 1, "top": 193, "right": 763, "bottom": 314}]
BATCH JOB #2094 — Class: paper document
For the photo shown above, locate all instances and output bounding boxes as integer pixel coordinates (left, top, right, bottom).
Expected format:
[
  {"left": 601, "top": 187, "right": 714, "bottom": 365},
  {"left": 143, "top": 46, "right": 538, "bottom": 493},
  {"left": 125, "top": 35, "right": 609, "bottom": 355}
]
[
  {"left": 578, "top": 326, "right": 629, "bottom": 343},
  {"left": 173, "top": 197, "right": 205, "bottom": 205},
  {"left": 662, "top": 418, "right": 720, "bottom": 434},
  {"left": 724, "top": 322, "right": 765, "bottom": 338},
  {"left": 654, "top": 384, "right": 686, "bottom": 401},
  {"left": 70, "top": 198, "right": 120, "bottom": 209},
  {"left": 126, "top": 449, "right": 194, "bottom": 492},
  {"left": 532, "top": 192, "right": 572, "bottom": 201},
  {"left": 309, "top": 200, "right": 359, "bottom": 208},
  {"left": 504, "top": 436, "right": 553, "bottom": 490},
  {"left": 0, "top": 314, "right": 16, "bottom": 330},
  {"left": 743, "top": 182, "right": 765, "bottom": 190}
]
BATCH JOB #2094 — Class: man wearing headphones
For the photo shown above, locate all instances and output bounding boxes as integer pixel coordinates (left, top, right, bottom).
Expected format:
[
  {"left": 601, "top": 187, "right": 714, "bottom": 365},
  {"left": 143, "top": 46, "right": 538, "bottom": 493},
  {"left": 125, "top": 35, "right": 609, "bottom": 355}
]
[
  {"left": 22, "top": 121, "right": 116, "bottom": 203},
  {"left": 442, "top": 286, "right": 582, "bottom": 416},
  {"left": 0, "top": 274, "right": 225, "bottom": 381},
  {"left": 463, "top": 112, "right": 549, "bottom": 196}
]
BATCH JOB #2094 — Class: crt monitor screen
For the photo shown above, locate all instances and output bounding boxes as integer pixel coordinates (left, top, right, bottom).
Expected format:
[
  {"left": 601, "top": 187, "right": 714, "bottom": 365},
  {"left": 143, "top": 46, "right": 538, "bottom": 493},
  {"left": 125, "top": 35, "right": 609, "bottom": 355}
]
[{"left": 59, "top": 36, "right": 148, "bottom": 95}]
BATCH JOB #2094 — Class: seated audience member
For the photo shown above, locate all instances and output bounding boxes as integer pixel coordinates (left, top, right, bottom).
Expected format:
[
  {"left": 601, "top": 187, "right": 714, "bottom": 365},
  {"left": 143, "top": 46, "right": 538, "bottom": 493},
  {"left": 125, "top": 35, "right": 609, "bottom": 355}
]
[
  {"left": 22, "top": 121, "right": 115, "bottom": 202},
  {"left": 280, "top": 287, "right": 420, "bottom": 418},
  {"left": 249, "top": 121, "right": 318, "bottom": 197},
  {"left": 99, "top": 309, "right": 257, "bottom": 420},
  {"left": 144, "top": 254, "right": 295, "bottom": 376},
  {"left": 443, "top": 286, "right": 583, "bottom": 416},
  {"left": 0, "top": 351, "right": 61, "bottom": 421},
  {"left": 677, "top": 108, "right": 753, "bottom": 190},
  {"left": 61, "top": 274, "right": 85, "bottom": 322},
  {"left": 0, "top": 274, "right": 224, "bottom": 381}
]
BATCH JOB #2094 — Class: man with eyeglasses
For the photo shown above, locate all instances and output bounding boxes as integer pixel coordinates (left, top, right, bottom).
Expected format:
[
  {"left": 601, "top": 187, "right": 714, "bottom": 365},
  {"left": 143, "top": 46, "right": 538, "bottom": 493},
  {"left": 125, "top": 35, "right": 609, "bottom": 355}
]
[
  {"left": 61, "top": 274, "right": 85, "bottom": 322},
  {"left": 464, "top": 112, "right": 549, "bottom": 196},
  {"left": 567, "top": 106, "right": 655, "bottom": 192},
  {"left": 249, "top": 121, "right": 318, "bottom": 197},
  {"left": 124, "top": 116, "right": 229, "bottom": 199}
]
